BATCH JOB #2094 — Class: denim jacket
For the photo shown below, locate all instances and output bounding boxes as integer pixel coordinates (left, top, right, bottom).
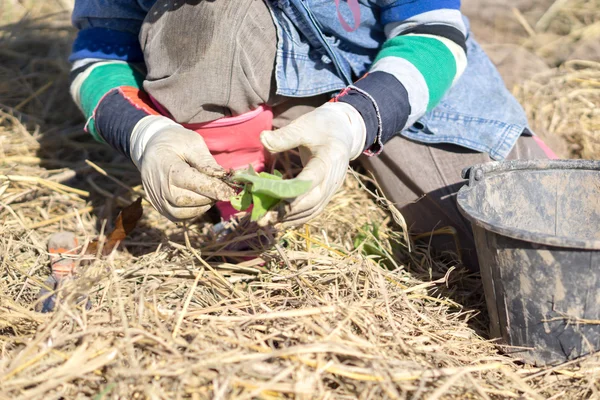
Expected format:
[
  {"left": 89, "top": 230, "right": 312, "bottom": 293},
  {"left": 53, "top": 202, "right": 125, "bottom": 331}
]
[{"left": 71, "top": 0, "right": 529, "bottom": 160}]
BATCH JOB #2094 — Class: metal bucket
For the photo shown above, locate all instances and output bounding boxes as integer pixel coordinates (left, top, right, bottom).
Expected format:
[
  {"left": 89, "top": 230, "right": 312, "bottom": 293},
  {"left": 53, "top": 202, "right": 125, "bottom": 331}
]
[{"left": 457, "top": 160, "right": 600, "bottom": 366}]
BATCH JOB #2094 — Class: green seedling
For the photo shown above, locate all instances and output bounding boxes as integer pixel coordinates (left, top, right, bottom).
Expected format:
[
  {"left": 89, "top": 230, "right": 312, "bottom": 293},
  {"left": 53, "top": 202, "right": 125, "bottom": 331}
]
[
  {"left": 229, "top": 166, "right": 311, "bottom": 221},
  {"left": 353, "top": 222, "right": 400, "bottom": 270}
]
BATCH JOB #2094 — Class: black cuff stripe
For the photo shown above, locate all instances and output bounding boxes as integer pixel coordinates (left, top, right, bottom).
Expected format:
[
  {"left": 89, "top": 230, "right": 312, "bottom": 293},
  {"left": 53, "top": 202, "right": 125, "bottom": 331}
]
[
  {"left": 69, "top": 61, "right": 103, "bottom": 85},
  {"left": 336, "top": 90, "right": 379, "bottom": 150},
  {"left": 401, "top": 24, "right": 467, "bottom": 54},
  {"left": 352, "top": 71, "right": 410, "bottom": 147},
  {"left": 94, "top": 90, "right": 149, "bottom": 157}
]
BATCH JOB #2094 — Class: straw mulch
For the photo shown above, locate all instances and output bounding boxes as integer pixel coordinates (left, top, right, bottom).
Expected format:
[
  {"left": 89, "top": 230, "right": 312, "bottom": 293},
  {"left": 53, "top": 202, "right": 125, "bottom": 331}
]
[
  {"left": 2, "top": 1, "right": 600, "bottom": 399},
  {"left": 513, "top": 0, "right": 600, "bottom": 159},
  {"left": 516, "top": 60, "right": 600, "bottom": 159}
]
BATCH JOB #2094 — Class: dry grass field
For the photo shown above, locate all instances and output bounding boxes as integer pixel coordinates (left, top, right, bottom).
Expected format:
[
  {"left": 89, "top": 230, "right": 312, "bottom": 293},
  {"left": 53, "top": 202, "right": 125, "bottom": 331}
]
[{"left": 1, "top": 1, "right": 600, "bottom": 398}]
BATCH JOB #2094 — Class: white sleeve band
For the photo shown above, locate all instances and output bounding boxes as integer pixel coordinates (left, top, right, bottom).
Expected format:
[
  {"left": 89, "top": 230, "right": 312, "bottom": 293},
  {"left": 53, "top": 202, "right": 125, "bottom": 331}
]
[
  {"left": 71, "top": 58, "right": 106, "bottom": 71},
  {"left": 384, "top": 9, "right": 467, "bottom": 39},
  {"left": 130, "top": 115, "right": 183, "bottom": 169}
]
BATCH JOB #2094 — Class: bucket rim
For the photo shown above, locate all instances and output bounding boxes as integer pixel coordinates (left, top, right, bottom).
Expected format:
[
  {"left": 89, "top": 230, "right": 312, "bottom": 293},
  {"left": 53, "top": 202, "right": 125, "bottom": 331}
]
[{"left": 457, "top": 159, "right": 600, "bottom": 250}]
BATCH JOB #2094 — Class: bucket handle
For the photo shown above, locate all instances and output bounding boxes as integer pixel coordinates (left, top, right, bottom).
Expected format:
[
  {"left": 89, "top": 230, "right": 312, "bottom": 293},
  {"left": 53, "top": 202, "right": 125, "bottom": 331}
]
[{"left": 461, "top": 166, "right": 485, "bottom": 187}]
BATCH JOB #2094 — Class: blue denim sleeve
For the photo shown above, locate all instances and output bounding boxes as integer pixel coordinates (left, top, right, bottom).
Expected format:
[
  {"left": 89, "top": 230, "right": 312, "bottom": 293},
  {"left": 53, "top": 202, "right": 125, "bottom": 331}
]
[{"left": 70, "top": 0, "right": 154, "bottom": 62}]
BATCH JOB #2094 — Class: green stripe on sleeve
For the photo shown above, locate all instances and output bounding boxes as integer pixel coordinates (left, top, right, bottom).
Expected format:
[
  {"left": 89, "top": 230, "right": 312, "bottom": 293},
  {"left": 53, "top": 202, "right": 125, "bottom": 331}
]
[
  {"left": 80, "top": 63, "right": 144, "bottom": 117},
  {"left": 374, "top": 35, "right": 457, "bottom": 111},
  {"left": 79, "top": 63, "right": 144, "bottom": 142}
]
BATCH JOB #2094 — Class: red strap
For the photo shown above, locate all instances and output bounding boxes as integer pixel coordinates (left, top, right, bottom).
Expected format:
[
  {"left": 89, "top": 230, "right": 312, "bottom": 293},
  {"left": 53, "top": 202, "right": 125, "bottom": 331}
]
[
  {"left": 335, "top": 0, "right": 361, "bottom": 32},
  {"left": 118, "top": 86, "right": 161, "bottom": 116}
]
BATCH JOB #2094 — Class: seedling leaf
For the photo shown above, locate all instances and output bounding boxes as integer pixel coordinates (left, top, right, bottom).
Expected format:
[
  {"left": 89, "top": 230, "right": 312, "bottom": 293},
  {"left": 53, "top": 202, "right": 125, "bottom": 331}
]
[
  {"left": 229, "top": 166, "right": 312, "bottom": 222},
  {"left": 233, "top": 168, "right": 311, "bottom": 199},
  {"left": 231, "top": 184, "right": 253, "bottom": 211},
  {"left": 251, "top": 192, "right": 280, "bottom": 221}
]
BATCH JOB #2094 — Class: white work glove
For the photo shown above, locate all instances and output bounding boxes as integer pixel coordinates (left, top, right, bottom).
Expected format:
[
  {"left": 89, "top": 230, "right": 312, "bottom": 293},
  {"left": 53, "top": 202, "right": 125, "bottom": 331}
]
[
  {"left": 260, "top": 102, "right": 366, "bottom": 226},
  {"left": 130, "top": 115, "right": 235, "bottom": 221}
]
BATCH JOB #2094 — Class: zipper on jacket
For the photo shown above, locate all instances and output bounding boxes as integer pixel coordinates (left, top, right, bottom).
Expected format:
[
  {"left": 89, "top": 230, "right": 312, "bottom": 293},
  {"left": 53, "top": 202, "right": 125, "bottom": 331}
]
[{"left": 289, "top": 0, "right": 353, "bottom": 85}]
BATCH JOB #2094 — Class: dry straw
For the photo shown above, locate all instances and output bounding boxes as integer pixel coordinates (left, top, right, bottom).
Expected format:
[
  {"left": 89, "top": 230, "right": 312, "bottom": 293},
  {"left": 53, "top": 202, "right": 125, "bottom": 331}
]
[
  {"left": 514, "top": 0, "right": 600, "bottom": 159},
  {"left": 515, "top": 60, "right": 600, "bottom": 159},
  {"left": 1, "top": 1, "right": 600, "bottom": 399}
]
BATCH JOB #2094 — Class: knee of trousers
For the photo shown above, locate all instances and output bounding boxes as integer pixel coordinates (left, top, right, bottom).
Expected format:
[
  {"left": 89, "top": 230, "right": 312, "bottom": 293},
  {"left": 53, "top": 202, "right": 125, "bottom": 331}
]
[{"left": 140, "top": 0, "right": 278, "bottom": 123}]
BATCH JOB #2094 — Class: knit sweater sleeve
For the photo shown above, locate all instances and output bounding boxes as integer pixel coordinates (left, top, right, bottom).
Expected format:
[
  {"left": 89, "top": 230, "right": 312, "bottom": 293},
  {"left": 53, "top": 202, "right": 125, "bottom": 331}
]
[
  {"left": 335, "top": 1, "right": 468, "bottom": 155},
  {"left": 68, "top": 1, "right": 165, "bottom": 157}
]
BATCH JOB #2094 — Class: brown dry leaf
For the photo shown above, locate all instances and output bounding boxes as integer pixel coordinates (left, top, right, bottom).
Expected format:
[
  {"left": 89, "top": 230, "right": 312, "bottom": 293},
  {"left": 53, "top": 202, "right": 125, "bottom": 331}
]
[{"left": 86, "top": 197, "right": 143, "bottom": 256}]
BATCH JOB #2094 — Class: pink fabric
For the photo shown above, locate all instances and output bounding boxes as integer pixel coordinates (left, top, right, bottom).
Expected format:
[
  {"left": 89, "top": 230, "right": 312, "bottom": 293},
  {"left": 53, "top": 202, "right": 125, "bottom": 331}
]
[
  {"left": 183, "top": 105, "right": 273, "bottom": 171},
  {"left": 188, "top": 107, "right": 273, "bottom": 220},
  {"left": 150, "top": 96, "right": 273, "bottom": 220},
  {"left": 335, "top": 0, "right": 361, "bottom": 32},
  {"left": 532, "top": 135, "right": 559, "bottom": 160}
]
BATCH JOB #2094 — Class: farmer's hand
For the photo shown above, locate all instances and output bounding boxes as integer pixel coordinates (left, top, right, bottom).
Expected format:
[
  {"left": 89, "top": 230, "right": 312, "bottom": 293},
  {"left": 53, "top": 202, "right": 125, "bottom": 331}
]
[
  {"left": 260, "top": 102, "right": 366, "bottom": 226},
  {"left": 130, "top": 116, "right": 235, "bottom": 221}
]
